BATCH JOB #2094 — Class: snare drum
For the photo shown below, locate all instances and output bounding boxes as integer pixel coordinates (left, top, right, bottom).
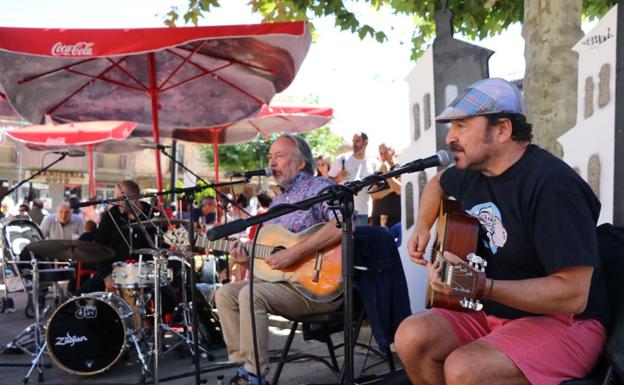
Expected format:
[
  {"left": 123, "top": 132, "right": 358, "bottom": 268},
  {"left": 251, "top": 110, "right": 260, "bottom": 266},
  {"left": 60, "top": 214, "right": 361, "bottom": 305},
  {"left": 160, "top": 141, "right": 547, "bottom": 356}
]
[
  {"left": 46, "top": 292, "right": 135, "bottom": 375},
  {"left": 111, "top": 261, "right": 171, "bottom": 288}
]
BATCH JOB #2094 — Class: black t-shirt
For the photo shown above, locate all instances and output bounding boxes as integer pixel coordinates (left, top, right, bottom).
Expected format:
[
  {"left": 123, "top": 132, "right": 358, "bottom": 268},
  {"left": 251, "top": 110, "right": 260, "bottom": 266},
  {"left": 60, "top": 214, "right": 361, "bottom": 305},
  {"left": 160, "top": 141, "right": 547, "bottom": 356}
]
[
  {"left": 440, "top": 144, "right": 609, "bottom": 325},
  {"left": 94, "top": 201, "right": 155, "bottom": 271}
]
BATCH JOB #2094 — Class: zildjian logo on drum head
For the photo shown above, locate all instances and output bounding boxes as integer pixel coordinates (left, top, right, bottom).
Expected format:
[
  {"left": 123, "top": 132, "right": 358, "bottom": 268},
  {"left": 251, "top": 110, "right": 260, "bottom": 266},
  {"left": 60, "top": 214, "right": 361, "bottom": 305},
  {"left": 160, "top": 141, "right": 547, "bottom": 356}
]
[{"left": 55, "top": 333, "right": 88, "bottom": 347}]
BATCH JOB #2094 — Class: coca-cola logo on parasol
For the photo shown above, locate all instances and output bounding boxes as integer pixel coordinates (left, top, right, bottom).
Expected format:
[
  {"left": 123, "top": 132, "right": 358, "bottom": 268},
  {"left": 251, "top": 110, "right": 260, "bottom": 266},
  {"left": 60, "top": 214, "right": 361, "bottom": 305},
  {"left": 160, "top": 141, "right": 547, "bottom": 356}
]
[{"left": 51, "top": 42, "right": 95, "bottom": 57}]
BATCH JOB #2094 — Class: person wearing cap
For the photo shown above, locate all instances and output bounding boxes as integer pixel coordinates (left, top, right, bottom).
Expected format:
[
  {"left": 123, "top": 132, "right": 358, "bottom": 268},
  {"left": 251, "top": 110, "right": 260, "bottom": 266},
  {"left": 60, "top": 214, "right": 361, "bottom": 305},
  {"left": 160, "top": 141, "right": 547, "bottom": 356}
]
[
  {"left": 394, "top": 78, "right": 609, "bottom": 385},
  {"left": 216, "top": 134, "right": 342, "bottom": 385}
]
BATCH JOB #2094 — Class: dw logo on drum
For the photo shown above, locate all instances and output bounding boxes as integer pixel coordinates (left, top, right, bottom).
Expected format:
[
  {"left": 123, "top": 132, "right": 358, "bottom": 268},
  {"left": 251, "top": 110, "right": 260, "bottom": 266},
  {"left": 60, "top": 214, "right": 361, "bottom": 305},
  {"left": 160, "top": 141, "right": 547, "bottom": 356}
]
[{"left": 75, "top": 305, "right": 97, "bottom": 319}]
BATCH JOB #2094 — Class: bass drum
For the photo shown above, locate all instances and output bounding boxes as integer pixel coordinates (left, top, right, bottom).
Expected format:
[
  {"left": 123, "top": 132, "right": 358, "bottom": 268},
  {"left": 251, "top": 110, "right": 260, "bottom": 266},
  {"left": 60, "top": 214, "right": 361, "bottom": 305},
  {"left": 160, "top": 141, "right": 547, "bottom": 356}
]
[{"left": 46, "top": 292, "right": 135, "bottom": 375}]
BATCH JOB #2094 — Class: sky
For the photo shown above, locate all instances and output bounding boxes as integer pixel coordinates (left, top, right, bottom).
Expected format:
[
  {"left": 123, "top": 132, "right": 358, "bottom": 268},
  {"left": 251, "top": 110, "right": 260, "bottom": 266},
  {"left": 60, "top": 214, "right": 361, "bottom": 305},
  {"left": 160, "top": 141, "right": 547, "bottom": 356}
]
[{"left": 0, "top": 0, "right": 530, "bottom": 152}]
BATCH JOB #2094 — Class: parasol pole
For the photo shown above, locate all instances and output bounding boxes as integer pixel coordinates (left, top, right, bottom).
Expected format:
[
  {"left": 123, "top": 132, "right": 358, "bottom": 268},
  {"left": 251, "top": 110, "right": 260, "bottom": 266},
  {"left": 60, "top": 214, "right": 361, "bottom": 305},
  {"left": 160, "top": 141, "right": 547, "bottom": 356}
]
[
  {"left": 88, "top": 144, "right": 95, "bottom": 197},
  {"left": 148, "top": 52, "right": 164, "bottom": 192},
  {"left": 211, "top": 130, "right": 225, "bottom": 223}
]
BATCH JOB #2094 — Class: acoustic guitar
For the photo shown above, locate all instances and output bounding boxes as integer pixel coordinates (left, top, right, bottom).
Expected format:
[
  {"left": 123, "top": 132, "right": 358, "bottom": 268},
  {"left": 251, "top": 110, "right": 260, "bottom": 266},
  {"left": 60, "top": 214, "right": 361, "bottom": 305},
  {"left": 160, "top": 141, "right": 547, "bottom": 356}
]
[
  {"left": 425, "top": 199, "right": 488, "bottom": 311},
  {"left": 167, "top": 223, "right": 342, "bottom": 303}
]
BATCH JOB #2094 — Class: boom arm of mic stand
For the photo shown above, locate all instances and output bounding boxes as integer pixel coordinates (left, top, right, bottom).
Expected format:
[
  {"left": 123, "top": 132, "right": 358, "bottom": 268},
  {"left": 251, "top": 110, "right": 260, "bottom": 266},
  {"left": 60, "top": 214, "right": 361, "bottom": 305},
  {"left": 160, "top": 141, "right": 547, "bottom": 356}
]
[
  {"left": 1, "top": 153, "right": 67, "bottom": 200},
  {"left": 206, "top": 184, "right": 350, "bottom": 240},
  {"left": 71, "top": 181, "right": 247, "bottom": 209},
  {"left": 158, "top": 147, "right": 249, "bottom": 217}
]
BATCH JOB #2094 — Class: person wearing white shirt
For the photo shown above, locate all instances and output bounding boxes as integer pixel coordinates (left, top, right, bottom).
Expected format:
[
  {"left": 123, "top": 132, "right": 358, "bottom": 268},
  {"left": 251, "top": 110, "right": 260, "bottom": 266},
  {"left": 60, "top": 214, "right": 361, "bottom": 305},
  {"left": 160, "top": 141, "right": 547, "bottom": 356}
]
[
  {"left": 40, "top": 202, "right": 85, "bottom": 240},
  {"left": 328, "top": 132, "right": 379, "bottom": 226}
]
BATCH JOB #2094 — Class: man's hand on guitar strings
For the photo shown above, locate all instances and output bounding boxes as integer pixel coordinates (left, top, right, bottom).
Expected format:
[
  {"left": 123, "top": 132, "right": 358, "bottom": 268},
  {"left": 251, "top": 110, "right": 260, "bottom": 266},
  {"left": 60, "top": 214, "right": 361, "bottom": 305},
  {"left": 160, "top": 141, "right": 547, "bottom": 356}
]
[
  {"left": 408, "top": 225, "right": 431, "bottom": 265},
  {"left": 265, "top": 249, "right": 297, "bottom": 270},
  {"left": 229, "top": 241, "right": 250, "bottom": 265},
  {"left": 427, "top": 259, "right": 452, "bottom": 296}
]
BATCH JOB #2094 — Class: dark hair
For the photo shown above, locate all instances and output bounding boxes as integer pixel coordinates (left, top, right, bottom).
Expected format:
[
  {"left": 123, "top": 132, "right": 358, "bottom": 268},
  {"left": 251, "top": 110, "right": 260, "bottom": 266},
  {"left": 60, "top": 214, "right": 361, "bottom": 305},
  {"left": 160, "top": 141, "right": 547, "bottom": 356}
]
[
  {"left": 85, "top": 220, "right": 97, "bottom": 232},
  {"left": 32, "top": 199, "right": 44, "bottom": 209},
  {"left": 257, "top": 191, "right": 273, "bottom": 208},
  {"left": 356, "top": 132, "right": 368, "bottom": 142},
  {"left": 19, "top": 203, "right": 29, "bottom": 211},
  {"left": 235, "top": 193, "right": 249, "bottom": 208},
  {"left": 486, "top": 113, "right": 533, "bottom": 142},
  {"left": 118, "top": 180, "right": 141, "bottom": 196}
]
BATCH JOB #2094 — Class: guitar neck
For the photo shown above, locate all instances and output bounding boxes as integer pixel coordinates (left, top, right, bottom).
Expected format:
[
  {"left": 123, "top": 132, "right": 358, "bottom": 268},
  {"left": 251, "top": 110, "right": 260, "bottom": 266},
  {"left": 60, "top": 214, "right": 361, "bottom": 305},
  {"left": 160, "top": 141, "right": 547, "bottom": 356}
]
[{"left": 195, "top": 234, "right": 274, "bottom": 260}]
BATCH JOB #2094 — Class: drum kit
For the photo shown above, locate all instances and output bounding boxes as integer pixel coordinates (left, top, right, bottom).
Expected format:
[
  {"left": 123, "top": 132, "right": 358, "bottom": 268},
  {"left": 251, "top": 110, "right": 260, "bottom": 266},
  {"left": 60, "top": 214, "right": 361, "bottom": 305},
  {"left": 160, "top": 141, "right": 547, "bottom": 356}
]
[{"left": 0, "top": 219, "right": 225, "bottom": 384}]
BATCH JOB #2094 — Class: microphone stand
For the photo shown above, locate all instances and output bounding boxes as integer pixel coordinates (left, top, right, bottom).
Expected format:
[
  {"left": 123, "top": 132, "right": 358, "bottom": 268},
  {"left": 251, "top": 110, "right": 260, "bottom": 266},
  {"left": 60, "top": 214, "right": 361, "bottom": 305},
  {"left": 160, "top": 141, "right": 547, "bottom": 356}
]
[
  {"left": 158, "top": 146, "right": 250, "bottom": 219},
  {"left": 152, "top": 147, "right": 254, "bottom": 385},
  {"left": 206, "top": 161, "right": 435, "bottom": 385},
  {"left": 0, "top": 153, "right": 69, "bottom": 200}
]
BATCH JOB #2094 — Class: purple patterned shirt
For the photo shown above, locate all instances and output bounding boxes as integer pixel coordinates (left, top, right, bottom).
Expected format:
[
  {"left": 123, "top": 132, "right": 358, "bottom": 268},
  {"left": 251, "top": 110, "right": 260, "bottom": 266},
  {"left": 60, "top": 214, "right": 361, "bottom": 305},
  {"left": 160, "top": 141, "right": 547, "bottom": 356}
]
[{"left": 266, "top": 172, "right": 336, "bottom": 233}]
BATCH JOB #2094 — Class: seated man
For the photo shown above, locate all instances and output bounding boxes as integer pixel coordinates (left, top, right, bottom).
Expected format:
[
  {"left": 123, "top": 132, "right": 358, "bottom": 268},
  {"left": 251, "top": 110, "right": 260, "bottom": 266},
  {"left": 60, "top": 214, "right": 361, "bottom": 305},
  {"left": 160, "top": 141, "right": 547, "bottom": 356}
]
[
  {"left": 394, "top": 78, "right": 609, "bottom": 385},
  {"left": 40, "top": 201, "right": 85, "bottom": 240},
  {"left": 215, "top": 134, "right": 342, "bottom": 385},
  {"left": 192, "top": 196, "right": 217, "bottom": 231},
  {"left": 77, "top": 180, "right": 155, "bottom": 294}
]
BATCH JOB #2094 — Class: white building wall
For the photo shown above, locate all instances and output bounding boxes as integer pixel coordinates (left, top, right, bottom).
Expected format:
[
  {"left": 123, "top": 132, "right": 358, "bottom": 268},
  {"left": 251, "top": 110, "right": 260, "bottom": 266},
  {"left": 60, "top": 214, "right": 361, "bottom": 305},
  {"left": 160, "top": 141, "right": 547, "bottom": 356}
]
[
  {"left": 400, "top": 48, "right": 438, "bottom": 313},
  {"left": 559, "top": 5, "right": 618, "bottom": 225}
]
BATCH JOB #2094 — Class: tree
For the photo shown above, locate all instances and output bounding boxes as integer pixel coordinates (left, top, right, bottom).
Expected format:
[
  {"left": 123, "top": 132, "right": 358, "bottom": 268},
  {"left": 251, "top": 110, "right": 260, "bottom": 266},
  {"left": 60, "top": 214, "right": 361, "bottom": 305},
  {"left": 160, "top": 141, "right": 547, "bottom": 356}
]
[
  {"left": 300, "top": 126, "right": 344, "bottom": 159},
  {"left": 199, "top": 126, "right": 344, "bottom": 173},
  {"left": 168, "top": 0, "right": 618, "bottom": 154},
  {"left": 200, "top": 136, "right": 272, "bottom": 174}
]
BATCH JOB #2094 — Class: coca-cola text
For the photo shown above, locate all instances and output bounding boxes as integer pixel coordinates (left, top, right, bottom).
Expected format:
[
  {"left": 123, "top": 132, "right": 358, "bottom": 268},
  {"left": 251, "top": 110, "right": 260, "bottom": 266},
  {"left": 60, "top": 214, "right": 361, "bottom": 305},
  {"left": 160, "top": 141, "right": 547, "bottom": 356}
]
[{"left": 51, "top": 42, "right": 94, "bottom": 57}]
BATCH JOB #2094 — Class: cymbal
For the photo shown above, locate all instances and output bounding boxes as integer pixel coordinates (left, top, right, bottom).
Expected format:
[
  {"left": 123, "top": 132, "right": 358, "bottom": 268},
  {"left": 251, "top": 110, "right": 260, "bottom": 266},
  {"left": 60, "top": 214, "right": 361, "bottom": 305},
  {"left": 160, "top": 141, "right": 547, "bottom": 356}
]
[
  {"left": 123, "top": 217, "right": 190, "bottom": 229},
  {"left": 22, "top": 240, "right": 116, "bottom": 262}
]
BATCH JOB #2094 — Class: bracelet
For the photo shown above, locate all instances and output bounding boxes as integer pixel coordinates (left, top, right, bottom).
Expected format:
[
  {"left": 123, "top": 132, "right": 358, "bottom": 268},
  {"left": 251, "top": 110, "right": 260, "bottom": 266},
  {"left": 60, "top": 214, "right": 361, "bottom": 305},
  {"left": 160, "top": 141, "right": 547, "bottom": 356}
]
[{"left": 485, "top": 279, "right": 494, "bottom": 300}]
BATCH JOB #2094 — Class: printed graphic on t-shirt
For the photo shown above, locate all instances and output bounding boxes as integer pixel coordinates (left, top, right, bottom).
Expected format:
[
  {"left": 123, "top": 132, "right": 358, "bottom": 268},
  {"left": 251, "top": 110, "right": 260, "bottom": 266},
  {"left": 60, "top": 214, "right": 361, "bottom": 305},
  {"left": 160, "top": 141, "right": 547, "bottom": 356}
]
[{"left": 469, "top": 202, "right": 507, "bottom": 254}]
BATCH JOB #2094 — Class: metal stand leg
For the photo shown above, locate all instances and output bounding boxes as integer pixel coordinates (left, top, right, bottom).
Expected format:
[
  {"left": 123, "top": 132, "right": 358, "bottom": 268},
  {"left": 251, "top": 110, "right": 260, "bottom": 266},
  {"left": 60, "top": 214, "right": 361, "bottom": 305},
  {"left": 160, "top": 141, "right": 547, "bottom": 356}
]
[
  {"left": 22, "top": 256, "right": 46, "bottom": 384},
  {"left": 160, "top": 259, "right": 207, "bottom": 358}
]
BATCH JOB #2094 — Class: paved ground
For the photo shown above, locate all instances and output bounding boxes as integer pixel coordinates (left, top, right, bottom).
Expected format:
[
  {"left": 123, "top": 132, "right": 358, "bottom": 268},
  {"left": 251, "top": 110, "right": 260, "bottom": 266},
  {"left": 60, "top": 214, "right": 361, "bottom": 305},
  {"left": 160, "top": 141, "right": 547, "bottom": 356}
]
[{"left": 0, "top": 288, "right": 405, "bottom": 385}]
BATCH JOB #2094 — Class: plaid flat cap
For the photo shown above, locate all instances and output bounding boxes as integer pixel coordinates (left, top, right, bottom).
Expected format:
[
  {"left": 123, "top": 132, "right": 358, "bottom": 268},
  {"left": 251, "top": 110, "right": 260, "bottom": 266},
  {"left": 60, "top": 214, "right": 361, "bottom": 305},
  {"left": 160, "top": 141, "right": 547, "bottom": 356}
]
[{"left": 436, "top": 78, "right": 525, "bottom": 123}]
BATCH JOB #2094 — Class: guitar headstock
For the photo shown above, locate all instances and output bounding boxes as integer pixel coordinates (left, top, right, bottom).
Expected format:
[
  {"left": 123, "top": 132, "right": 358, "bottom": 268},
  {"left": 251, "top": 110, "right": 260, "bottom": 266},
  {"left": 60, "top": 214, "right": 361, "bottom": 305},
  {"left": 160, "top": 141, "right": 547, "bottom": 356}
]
[
  {"left": 446, "top": 252, "right": 487, "bottom": 311},
  {"left": 165, "top": 226, "right": 189, "bottom": 248}
]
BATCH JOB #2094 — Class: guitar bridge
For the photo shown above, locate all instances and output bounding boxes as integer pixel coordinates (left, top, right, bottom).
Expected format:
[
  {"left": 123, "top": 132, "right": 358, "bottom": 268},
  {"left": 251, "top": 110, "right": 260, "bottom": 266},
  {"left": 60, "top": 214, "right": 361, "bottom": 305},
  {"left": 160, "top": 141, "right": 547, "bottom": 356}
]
[{"left": 312, "top": 250, "right": 323, "bottom": 283}]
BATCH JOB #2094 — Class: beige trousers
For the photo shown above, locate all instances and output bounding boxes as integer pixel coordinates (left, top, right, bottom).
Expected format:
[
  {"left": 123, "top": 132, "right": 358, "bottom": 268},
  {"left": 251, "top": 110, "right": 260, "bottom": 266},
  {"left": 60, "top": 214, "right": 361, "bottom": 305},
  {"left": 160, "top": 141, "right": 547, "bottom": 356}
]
[{"left": 214, "top": 279, "right": 341, "bottom": 376}]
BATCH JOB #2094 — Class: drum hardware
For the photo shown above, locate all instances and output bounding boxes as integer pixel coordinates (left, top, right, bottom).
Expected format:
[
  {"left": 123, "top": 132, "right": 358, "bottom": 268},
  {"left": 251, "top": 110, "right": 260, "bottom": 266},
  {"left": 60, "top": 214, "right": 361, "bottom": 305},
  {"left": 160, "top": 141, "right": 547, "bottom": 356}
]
[
  {"left": 0, "top": 260, "right": 73, "bottom": 356},
  {"left": 45, "top": 291, "right": 152, "bottom": 376},
  {"left": 21, "top": 254, "right": 48, "bottom": 384},
  {"left": 123, "top": 217, "right": 190, "bottom": 231},
  {"left": 160, "top": 253, "right": 209, "bottom": 359},
  {"left": 20, "top": 240, "right": 116, "bottom": 263}
]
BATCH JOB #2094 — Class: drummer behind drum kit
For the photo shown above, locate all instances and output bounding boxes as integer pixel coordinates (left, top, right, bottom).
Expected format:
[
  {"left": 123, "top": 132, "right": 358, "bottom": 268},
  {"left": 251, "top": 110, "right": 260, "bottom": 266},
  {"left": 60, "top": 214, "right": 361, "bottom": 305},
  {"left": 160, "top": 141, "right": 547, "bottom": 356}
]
[{"left": 0, "top": 218, "right": 225, "bottom": 384}]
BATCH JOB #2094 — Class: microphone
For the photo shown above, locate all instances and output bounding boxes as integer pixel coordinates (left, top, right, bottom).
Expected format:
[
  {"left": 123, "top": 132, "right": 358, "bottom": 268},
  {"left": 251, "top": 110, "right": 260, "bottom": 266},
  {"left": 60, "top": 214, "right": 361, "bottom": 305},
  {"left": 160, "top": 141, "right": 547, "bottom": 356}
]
[
  {"left": 140, "top": 143, "right": 171, "bottom": 150},
  {"left": 399, "top": 150, "right": 452, "bottom": 173},
  {"left": 53, "top": 150, "right": 86, "bottom": 157},
  {"left": 206, "top": 219, "right": 247, "bottom": 241},
  {"left": 232, "top": 167, "right": 273, "bottom": 178}
]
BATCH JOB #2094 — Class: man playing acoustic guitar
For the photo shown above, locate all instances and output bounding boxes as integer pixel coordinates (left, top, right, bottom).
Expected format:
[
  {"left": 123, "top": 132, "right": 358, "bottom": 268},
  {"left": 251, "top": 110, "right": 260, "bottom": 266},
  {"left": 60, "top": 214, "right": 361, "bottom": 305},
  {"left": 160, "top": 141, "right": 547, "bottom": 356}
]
[
  {"left": 395, "top": 78, "right": 609, "bottom": 385},
  {"left": 215, "top": 134, "right": 343, "bottom": 385}
]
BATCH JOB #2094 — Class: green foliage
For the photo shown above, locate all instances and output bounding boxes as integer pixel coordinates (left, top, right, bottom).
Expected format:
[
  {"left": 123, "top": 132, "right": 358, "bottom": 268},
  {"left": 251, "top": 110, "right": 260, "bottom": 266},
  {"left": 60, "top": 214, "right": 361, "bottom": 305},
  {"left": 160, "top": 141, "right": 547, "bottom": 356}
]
[
  {"left": 165, "top": 0, "right": 618, "bottom": 60},
  {"left": 300, "top": 126, "right": 343, "bottom": 159},
  {"left": 193, "top": 179, "right": 217, "bottom": 205},
  {"left": 198, "top": 125, "right": 343, "bottom": 173},
  {"left": 199, "top": 137, "right": 272, "bottom": 174}
]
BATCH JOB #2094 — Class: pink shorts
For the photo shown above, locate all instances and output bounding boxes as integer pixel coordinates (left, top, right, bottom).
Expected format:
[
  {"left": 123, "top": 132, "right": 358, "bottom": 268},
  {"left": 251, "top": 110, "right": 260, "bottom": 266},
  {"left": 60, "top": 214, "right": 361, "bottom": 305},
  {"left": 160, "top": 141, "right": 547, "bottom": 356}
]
[{"left": 432, "top": 308, "right": 607, "bottom": 385}]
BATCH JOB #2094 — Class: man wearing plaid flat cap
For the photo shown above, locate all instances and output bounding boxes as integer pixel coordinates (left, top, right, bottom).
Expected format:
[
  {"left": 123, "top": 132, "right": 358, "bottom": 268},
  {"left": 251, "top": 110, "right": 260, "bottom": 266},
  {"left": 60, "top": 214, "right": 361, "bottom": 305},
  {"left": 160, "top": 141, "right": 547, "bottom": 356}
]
[{"left": 395, "top": 78, "right": 609, "bottom": 385}]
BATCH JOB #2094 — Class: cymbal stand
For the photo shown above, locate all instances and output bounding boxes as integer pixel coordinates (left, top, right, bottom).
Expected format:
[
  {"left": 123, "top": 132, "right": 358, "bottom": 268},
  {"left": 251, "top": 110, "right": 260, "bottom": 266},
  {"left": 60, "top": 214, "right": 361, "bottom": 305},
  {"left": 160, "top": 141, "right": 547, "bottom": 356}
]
[
  {"left": 119, "top": 191, "right": 163, "bottom": 385},
  {"left": 22, "top": 253, "right": 46, "bottom": 384},
  {"left": 160, "top": 254, "right": 208, "bottom": 358}
]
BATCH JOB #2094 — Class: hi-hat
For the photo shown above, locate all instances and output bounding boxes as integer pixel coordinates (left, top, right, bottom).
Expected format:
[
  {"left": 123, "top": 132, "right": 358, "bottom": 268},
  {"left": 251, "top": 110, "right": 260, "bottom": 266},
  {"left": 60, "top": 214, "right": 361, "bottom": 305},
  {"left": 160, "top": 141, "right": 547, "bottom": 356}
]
[{"left": 22, "top": 240, "right": 115, "bottom": 262}]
